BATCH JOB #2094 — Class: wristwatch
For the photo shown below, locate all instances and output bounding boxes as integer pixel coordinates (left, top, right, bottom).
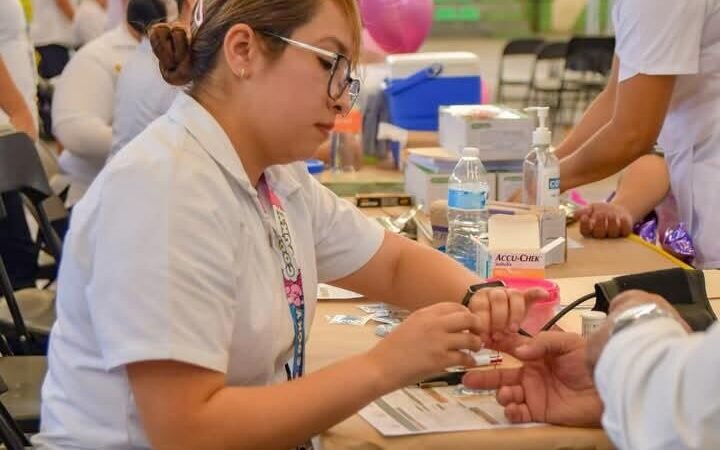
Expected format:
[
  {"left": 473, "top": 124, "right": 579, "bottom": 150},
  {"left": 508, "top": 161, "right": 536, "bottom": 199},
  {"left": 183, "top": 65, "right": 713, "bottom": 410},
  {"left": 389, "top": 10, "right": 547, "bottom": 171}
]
[
  {"left": 461, "top": 280, "right": 505, "bottom": 307},
  {"left": 610, "top": 303, "right": 672, "bottom": 337}
]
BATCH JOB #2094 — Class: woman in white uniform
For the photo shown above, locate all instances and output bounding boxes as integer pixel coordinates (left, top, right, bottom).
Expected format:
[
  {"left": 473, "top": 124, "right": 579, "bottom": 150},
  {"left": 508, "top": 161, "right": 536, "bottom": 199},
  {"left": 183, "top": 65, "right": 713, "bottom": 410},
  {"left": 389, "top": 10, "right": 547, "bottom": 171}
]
[
  {"left": 33, "top": 1, "right": 543, "bottom": 449},
  {"left": 554, "top": 0, "right": 720, "bottom": 268},
  {"left": 51, "top": 0, "right": 166, "bottom": 207},
  {"left": 0, "top": 0, "right": 41, "bottom": 292},
  {"left": 0, "top": 0, "right": 38, "bottom": 139},
  {"left": 73, "top": 0, "right": 108, "bottom": 46},
  {"left": 110, "top": 0, "right": 192, "bottom": 158},
  {"left": 30, "top": 0, "right": 77, "bottom": 78}
]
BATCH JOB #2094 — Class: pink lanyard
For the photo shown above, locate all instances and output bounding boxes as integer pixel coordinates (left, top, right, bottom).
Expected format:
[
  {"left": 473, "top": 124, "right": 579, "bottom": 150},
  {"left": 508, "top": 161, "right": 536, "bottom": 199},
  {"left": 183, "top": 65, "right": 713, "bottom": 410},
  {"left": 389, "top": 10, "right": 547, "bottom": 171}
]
[{"left": 257, "top": 175, "right": 307, "bottom": 380}]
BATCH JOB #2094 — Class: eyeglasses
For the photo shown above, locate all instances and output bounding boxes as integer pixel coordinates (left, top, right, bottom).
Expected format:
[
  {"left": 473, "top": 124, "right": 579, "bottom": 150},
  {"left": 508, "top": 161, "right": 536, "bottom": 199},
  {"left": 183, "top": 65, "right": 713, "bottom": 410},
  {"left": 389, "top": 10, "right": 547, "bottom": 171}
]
[{"left": 261, "top": 31, "right": 360, "bottom": 114}]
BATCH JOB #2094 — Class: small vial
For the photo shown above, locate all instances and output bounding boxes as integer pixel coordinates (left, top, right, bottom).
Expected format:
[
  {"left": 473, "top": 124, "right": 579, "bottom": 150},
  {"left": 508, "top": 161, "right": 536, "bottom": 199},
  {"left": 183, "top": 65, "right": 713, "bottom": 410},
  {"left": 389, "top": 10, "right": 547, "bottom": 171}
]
[{"left": 581, "top": 311, "right": 607, "bottom": 337}]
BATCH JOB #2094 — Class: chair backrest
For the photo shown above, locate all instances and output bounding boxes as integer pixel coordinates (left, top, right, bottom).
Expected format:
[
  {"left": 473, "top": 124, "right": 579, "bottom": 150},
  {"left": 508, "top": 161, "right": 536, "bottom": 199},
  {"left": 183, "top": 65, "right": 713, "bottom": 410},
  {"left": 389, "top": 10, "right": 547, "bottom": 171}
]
[
  {"left": 0, "top": 375, "right": 32, "bottom": 450},
  {"left": 535, "top": 41, "right": 569, "bottom": 61},
  {"left": 502, "top": 38, "right": 545, "bottom": 56},
  {"left": 0, "top": 133, "right": 63, "bottom": 261},
  {"left": 0, "top": 133, "right": 52, "bottom": 205},
  {"left": 565, "top": 36, "right": 616, "bottom": 76}
]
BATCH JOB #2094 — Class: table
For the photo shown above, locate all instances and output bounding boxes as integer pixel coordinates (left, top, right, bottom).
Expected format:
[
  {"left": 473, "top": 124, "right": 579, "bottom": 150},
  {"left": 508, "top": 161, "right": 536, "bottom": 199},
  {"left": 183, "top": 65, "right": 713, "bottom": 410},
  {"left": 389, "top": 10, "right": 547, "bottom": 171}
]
[
  {"left": 365, "top": 203, "right": 680, "bottom": 278},
  {"left": 313, "top": 164, "right": 696, "bottom": 448},
  {"left": 310, "top": 273, "right": 720, "bottom": 450}
]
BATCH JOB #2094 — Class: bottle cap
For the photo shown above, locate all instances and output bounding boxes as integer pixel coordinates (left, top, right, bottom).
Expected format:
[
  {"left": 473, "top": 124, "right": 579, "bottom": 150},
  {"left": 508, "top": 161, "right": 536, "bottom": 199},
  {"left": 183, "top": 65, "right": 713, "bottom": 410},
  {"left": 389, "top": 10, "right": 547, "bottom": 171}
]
[{"left": 581, "top": 311, "right": 607, "bottom": 337}]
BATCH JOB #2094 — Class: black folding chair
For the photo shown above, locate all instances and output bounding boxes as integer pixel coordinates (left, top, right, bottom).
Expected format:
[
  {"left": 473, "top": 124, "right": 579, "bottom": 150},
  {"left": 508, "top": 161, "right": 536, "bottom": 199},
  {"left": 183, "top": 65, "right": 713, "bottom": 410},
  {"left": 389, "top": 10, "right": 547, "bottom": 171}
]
[
  {"left": 554, "top": 36, "right": 616, "bottom": 129},
  {"left": 528, "top": 41, "right": 569, "bottom": 112},
  {"left": 0, "top": 374, "right": 35, "bottom": 449},
  {"left": 0, "top": 132, "right": 64, "bottom": 354},
  {"left": 496, "top": 38, "right": 545, "bottom": 106}
]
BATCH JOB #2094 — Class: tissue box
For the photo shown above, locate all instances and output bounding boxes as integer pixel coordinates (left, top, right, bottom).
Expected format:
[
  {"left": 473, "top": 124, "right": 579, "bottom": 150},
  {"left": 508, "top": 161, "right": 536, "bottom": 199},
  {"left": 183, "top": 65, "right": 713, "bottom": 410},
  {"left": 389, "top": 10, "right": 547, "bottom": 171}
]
[{"left": 439, "top": 105, "right": 533, "bottom": 161}]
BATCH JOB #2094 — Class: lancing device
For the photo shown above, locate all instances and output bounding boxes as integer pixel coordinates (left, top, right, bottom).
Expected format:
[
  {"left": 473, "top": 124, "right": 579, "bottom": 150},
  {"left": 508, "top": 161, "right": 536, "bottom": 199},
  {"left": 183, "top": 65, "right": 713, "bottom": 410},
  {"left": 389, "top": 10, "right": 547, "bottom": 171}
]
[{"left": 418, "top": 353, "right": 503, "bottom": 387}]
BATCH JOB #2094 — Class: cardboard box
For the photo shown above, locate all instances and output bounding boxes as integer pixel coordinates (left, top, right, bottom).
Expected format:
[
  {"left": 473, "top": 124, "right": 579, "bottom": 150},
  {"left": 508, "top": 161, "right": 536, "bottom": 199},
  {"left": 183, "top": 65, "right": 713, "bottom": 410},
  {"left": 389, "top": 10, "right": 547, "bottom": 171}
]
[
  {"left": 496, "top": 172, "right": 523, "bottom": 202},
  {"left": 438, "top": 105, "right": 533, "bottom": 161},
  {"left": 475, "top": 214, "right": 566, "bottom": 279},
  {"left": 487, "top": 201, "right": 567, "bottom": 265},
  {"left": 404, "top": 162, "right": 496, "bottom": 212}
]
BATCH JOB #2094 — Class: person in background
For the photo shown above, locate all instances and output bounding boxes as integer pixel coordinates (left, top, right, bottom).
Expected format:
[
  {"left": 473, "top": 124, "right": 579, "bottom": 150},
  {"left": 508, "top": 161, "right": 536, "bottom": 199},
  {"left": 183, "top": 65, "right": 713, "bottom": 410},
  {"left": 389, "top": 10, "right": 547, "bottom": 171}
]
[
  {"left": 109, "top": 0, "right": 192, "bottom": 159},
  {"left": 32, "top": 1, "right": 547, "bottom": 449},
  {"left": 31, "top": 0, "right": 77, "bottom": 79},
  {"left": 463, "top": 289, "right": 720, "bottom": 450},
  {"left": 106, "top": 0, "right": 177, "bottom": 29},
  {"left": 51, "top": 0, "right": 167, "bottom": 208},
  {"left": 0, "top": 0, "right": 41, "bottom": 291},
  {"left": 553, "top": 0, "right": 720, "bottom": 268},
  {"left": 73, "top": 0, "right": 109, "bottom": 46}
]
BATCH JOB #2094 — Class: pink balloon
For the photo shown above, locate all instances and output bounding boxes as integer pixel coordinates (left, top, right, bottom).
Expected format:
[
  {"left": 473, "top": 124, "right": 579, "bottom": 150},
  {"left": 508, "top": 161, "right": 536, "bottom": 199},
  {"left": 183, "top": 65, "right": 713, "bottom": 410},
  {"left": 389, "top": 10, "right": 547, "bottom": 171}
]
[
  {"left": 362, "top": 28, "right": 386, "bottom": 56},
  {"left": 360, "top": 0, "right": 433, "bottom": 54}
]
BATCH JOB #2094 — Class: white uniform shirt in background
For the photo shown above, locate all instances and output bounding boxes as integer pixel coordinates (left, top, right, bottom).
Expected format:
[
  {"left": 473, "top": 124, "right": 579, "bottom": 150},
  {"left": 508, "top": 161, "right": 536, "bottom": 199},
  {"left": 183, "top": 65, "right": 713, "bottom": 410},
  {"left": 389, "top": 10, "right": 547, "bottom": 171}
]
[
  {"left": 30, "top": 0, "right": 77, "bottom": 48},
  {"left": 0, "top": 0, "right": 37, "bottom": 129},
  {"left": 51, "top": 25, "right": 137, "bottom": 206},
  {"left": 597, "top": 318, "right": 720, "bottom": 450},
  {"left": 105, "top": 0, "right": 123, "bottom": 29},
  {"left": 614, "top": 0, "right": 720, "bottom": 268},
  {"left": 110, "top": 38, "right": 179, "bottom": 158},
  {"left": 32, "top": 92, "right": 385, "bottom": 450},
  {"left": 73, "top": 0, "right": 107, "bottom": 46}
]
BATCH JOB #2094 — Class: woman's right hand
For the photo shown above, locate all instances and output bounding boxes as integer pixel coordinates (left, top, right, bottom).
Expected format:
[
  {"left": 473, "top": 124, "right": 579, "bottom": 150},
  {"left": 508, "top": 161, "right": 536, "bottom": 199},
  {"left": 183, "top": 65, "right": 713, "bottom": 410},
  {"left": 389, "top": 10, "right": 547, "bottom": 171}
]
[{"left": 365, "top": 302, "right": 484, "bottom": 390}]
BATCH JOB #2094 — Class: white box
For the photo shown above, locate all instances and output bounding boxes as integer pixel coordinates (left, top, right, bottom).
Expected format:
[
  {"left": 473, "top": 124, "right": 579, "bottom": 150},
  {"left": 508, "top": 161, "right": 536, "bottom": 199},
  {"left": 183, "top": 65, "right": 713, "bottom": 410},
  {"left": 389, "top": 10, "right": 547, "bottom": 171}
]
[
  {"left": 404, "top": 162, "right": 496, "bottom": 212},
  {"left": 439, "top": 105, "right": 533, "bottom": 161},
  {"left": 476, "top": 214, "right": 566, "bottom": 279},
  {"left": 386, "top": 52, "right": 480, "bottom": 79},
  {"left": 486, "top": 201, "right": 567, "bottom": 266},
  {"left": 496, "top": 172, "right": 523, "bottom": 202}
]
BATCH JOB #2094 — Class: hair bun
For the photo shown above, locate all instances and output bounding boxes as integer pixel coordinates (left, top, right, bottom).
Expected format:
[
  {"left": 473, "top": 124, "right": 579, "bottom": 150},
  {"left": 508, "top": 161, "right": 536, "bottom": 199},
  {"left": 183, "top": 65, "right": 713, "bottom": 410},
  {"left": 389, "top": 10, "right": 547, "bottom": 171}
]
[{"left": 150, "top": 23, "right": 193, "bottom": 86}]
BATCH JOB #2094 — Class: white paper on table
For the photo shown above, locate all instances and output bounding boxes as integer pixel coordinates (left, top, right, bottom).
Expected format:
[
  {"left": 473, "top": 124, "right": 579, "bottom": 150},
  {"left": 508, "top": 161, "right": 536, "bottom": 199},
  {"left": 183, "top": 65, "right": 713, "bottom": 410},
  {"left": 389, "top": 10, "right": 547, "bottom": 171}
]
[
  {"left": 567, "top": 238, "right": 584, "bottom": 249},
  {"left": 317, "top": 283, "right": 364, "bottom": 300},
  {"left": 359, "top": 386, "right": 543, "bottom": 436}
]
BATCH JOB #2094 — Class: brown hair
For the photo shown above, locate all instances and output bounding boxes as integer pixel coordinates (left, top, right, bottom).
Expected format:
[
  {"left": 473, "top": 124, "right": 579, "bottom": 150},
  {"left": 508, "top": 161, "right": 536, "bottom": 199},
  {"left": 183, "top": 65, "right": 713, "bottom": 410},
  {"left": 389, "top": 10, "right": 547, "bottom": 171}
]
[{"left": 150, "top": 0, "right": 361, "bottom": 87}]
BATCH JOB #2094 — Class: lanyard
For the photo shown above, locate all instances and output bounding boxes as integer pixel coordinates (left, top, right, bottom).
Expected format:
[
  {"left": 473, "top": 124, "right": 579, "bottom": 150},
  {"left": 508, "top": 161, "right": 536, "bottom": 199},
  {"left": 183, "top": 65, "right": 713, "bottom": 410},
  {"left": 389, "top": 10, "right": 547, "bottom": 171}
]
[
  {"left": 257, "top": 175, "right": 307, "bottom": 380},
  {"left": 258, "top": 176, "right": 315, "bottom": 450}
]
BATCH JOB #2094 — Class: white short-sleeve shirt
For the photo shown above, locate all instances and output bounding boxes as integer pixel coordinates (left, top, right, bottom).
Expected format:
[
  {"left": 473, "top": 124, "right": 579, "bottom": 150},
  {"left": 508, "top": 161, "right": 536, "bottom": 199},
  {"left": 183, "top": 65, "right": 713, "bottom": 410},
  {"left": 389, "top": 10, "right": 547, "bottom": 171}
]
[
  {"left": 613, "top": 0, "right": 720, "bottom": 267},
  {"left": 33, "top": 92, "right": 385, "bottom": 450},
  {"left": 0, "top": 0, "right": 37, "bottom": 129},
  {"left": 73, "top": 0, "right": 107, "bottom": 46},
  {"left": 30, "top": 0, "right": 77, "bottom": 47},
  {"left": 51, "top": 25, "right": 138, "bottom": 206},
  {"left": 110, "top": 38, "right": 179, "bottom": 159}
]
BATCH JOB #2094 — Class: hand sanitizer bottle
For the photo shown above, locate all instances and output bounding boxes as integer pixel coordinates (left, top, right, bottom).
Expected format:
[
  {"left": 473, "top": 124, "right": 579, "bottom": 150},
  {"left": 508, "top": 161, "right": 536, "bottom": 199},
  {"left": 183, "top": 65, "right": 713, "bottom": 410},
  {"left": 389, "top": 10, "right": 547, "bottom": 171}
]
[{"left": 522, "top": 106, "right": 560, "bottom": 207}]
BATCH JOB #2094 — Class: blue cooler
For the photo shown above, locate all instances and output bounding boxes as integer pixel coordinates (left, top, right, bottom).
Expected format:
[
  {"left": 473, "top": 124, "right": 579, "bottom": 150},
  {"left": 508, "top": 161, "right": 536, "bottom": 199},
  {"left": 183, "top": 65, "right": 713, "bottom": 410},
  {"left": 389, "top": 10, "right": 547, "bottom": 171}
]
[{"left": 384, "top": 52, "right": 482, "bottom": 131}]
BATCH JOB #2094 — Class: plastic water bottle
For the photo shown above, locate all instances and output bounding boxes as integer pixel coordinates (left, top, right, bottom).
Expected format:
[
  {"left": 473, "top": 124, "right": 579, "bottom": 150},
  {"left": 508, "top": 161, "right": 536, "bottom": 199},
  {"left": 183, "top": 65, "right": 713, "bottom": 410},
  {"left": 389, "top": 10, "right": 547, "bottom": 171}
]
[{"left": 446, "top": 147, "right": 489, "bottom": 272}]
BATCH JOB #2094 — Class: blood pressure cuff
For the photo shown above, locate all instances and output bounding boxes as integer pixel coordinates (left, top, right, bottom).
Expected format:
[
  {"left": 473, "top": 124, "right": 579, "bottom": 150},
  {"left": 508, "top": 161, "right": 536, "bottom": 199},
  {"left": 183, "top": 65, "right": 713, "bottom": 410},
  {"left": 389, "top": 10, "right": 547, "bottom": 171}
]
[{"left": 593, "top": 269, "right": 717, "bottom": 331}]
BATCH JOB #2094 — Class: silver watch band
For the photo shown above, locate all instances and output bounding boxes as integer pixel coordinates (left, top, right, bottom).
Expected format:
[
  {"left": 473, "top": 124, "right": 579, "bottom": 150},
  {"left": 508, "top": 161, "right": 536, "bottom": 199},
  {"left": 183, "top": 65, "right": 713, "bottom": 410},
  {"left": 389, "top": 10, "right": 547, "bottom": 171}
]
[{"left": 610, "top": 303, "right": 672, "bottom": 337}]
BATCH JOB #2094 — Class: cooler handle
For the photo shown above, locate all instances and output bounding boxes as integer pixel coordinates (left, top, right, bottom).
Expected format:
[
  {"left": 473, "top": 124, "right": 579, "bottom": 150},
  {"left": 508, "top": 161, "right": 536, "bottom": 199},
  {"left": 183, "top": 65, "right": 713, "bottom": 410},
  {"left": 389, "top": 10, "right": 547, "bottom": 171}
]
[{"left": 385, "top": 63, "right": 443, "bottom": 96}]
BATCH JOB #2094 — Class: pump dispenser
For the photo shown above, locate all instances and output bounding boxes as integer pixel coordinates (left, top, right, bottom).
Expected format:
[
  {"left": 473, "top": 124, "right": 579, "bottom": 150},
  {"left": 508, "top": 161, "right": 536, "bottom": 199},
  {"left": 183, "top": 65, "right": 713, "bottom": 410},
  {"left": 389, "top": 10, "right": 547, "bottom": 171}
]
[{"left": 522, "top": 106, "right": 560, "bottom": 207}]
